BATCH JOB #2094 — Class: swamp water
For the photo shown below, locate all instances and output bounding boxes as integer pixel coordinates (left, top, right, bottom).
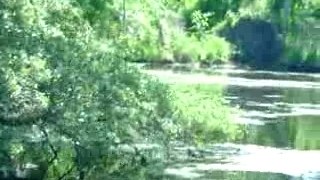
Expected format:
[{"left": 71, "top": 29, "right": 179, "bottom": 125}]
[{"left": 143, "top": 65, "right": 320, "bottom": 180}]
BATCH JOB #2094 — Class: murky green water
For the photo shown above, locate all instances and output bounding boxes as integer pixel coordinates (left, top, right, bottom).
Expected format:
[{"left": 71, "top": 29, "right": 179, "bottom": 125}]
[
  {"left": 143, "top": 65, "right": 320, "bottom": 180},
  {"left": 225, "top": 71, "right": 320, "bottom": 150}
]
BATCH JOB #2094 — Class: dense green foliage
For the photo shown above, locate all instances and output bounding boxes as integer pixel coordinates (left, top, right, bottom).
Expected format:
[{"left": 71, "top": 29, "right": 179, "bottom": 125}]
[
  {"left": 100, "top": 0, "right": 319, "bottom": 70},
  {"left": 172, "top": 84, "right": 242, "bottom": 144},
  {"left": 1, "top": 0, "right": 319, "bottom": 179},
  {"left": 0, "top": 1, "right": 175, "bottom": 179},
  {"left": 185, "top": 0, "right": 320, "bottom": 69},
  {"left": 0, "top": 0, "right": 242, "bottom": 179},
  {"left": 78, "top": 0, "right": 234, "bottom": 63}
]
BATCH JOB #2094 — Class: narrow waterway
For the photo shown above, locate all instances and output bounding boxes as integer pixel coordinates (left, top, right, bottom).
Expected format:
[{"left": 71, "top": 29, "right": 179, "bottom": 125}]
[{"left": 143, "top": 65, "right": 320, "bottom": 180}]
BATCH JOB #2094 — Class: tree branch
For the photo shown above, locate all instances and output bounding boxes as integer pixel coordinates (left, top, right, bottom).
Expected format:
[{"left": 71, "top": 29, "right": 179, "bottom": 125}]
[
  {"left": 38, "top": 123, "right": 58, "bottom": 165},
  {"left": 57, "top": 164, "right": 75, "bottom": 180}
]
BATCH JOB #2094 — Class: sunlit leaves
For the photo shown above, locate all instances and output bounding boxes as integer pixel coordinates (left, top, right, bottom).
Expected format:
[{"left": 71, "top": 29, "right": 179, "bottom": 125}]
[
  {"left": 171, "top": 84, "right": 241, "bottom": 144},
  {"left": 0, "top": 0, "right": 177, "bottom": 179}
]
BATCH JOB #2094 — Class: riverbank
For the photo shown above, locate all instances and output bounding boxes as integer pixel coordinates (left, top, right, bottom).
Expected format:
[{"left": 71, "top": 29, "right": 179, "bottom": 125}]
[{"left": 134, "top": 61, "right": 320, "bottom": 74}]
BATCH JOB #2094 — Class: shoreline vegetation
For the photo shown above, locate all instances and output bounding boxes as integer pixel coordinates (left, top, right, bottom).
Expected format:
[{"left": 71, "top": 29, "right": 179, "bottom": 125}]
[
  {"left": 0, "top": 0, "right": 318, "bottom": 179},
  {"left": 135, "top": 60, "right": 320, "bottom": 73},
  {"left": 120, "top": 1, "right": 320, "bottom": 72}
]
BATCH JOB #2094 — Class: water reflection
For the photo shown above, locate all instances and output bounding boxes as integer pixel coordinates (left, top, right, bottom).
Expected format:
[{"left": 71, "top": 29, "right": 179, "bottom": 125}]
[
  {"left": 289, "top": 116, "right": 320, "bottom": 150},
  {"left": 225, "top": 72, "right": 320, "bottom": 150},
  {"left": 143, "top": 66, "right": 320, "bottom": 179}
]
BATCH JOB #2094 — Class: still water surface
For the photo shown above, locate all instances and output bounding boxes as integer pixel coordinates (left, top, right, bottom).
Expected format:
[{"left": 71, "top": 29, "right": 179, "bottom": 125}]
[{"left": 143, "top": 65, "right": 320, "bottom": 180}]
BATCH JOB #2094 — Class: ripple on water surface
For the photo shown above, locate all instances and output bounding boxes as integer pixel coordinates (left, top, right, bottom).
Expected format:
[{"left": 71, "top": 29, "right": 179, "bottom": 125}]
[{"left": 142, "top": 67, "right": 320, "bottom": 179}]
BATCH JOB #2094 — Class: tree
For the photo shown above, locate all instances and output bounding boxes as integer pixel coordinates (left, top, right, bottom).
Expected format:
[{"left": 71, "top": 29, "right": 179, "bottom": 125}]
[{"left": 0, "top": 0, "right": 176, "bottom": 179}]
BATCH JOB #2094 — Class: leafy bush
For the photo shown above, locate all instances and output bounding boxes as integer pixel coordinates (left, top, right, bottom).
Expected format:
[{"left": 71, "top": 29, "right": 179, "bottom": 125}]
[
  {"left": 171, "top": 33, "right": 202, "bottom": 62},
  {"left": 0, "top": 1, "right": 245, "bottom": 179},
  {"left": 200, "top": 35, "right": 233, "bottom": 62},
  {"left": 171, "top": 84, "right": 241, "bottom": 144},
  {"left": 0, "top": 1, "right": 178, "bottom": 179},
  {"left": 171, "top": 33, "right": 232, "bottom": 63},
  {"left": 105, "top": 1, "right": 235, "bottom": 63}
]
